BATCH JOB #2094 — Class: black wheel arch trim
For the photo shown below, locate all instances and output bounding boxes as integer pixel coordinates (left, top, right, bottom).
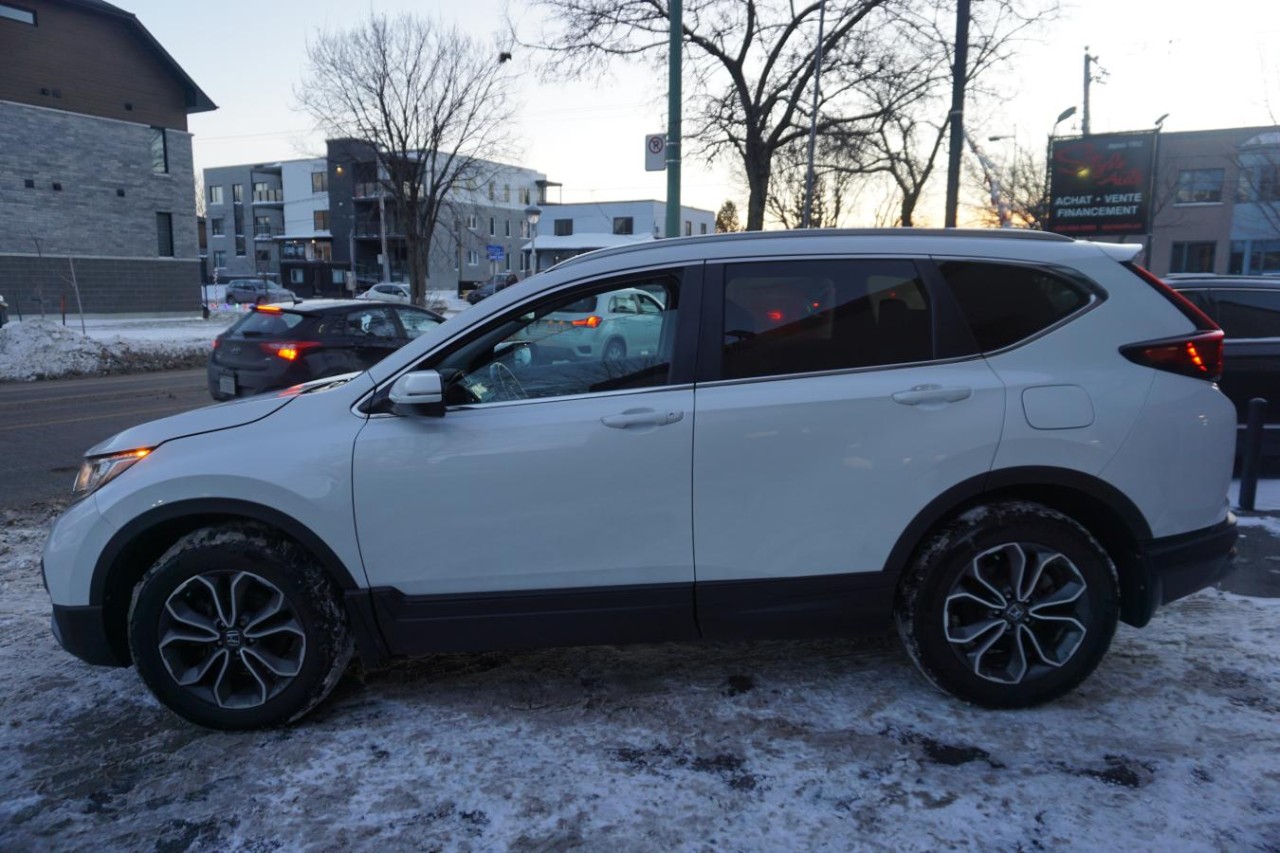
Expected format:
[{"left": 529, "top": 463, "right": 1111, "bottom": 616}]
[
  {"left": 883, "top": 466, "right": 1154, "bottom": 623},
  {"left": 90, "top": 498, "right": 363, "bottom": 604}
]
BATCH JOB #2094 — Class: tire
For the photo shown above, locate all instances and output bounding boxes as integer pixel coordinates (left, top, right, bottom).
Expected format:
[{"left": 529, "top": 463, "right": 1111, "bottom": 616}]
[
  {"left": 602, "top": 338, "right": 626, "bottom": 362},
  {"left": 895, "top": 500, "right": 1118, "bottom": 708},
  {"left": 127, "top": 524, "right": 354, "bottom": 730}
]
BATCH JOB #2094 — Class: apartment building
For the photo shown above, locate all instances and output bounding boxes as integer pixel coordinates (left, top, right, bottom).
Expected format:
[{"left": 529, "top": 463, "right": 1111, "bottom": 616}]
[
  {"left": 526, "top": 200, "right": 716, "bottom": 272},
  {"left": 0, "top": 0, "right": 215, "bottom": 313}
]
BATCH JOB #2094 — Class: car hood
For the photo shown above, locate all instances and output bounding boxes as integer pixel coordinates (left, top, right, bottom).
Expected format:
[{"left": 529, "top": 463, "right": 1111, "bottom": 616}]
[{"left": 87, "top": 392, "right": 295, "bottom": 457}]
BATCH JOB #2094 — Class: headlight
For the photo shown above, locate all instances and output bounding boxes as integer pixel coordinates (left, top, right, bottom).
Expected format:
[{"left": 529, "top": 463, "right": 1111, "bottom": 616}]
[{"left": 72, "top": 448, "right": 152, "bottom": 499}]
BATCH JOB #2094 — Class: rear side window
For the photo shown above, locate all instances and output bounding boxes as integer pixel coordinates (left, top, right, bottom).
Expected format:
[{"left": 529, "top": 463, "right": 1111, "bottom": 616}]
[
  {"left": 1212, "top": 290, "right": 1280, "bottom": 338},
  {"left": 938, "top": 261, "right": 1092, "bottom": 352},
  {"left": 395, "top": 307, "right": 440, "bottom": 339},
  {"left": 721, "top": 259, "right": 931, "bottom": 380},
  {"left": 230, "top": 311, "right": 305, "bottom": 336},
  {"left": 318, "top": 307, "right": 399, "bottom": 338}
]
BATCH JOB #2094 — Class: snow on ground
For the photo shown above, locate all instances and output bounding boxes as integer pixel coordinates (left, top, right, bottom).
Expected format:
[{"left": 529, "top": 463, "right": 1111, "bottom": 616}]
[
  {"left": 2, "top": 503, "right": 1278, "bottom": 851},
  {"left": 0, "top": 293, "right": 471, "bottom": 384}
]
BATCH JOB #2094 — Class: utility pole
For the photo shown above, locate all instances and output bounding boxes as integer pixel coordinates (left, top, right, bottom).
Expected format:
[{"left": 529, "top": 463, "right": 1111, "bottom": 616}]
[
  {"left": 664, "top": 0, "right": 683, "bottom": 239},
  {"left": 1082, "top": 48, "right": 1104, "bottom": 136},
  {"left": 801, "top": 0, "right": 827, "bottom": 229},
  {"left": 943, "top": 0, "right": 971, "bottom": 228}
]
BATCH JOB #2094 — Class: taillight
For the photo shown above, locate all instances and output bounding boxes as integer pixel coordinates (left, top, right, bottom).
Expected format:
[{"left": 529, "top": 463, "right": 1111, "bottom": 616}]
[
  {"left": 259, "top": 341, "right": 321, "bottom": 361},
  {"left": 211, "top": 338, "right": 220, "bottom": 349},
  {"left": 255, "top": 305, "right": 282, "bottom": 313},
  {"left": 1121, "top": 330, "right": 1224, "bottom": 382},
  {"left": 571, "top": 315, "right": 602, "bottom": 328}
]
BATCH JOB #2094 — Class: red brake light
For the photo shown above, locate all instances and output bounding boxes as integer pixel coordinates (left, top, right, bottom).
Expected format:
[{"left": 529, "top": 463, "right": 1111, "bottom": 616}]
[
  {"left": 571, "top": 315, "right": 602, "bottom": 328},
  {"left": 259, "top": 341, "right": 321, "bottom": 361},
  {"left": 1121, "top": 330, "right": 1224, "bottom": 382},
  {"left": 766, "top": 310, "right": 784, "bottom": 322}
]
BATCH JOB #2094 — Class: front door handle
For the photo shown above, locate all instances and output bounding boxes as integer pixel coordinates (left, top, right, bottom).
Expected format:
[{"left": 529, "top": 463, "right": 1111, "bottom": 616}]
[
  {"left": 892, "top": 385, "right": 972, "bottom": 406},
  {"left": 601, "top": 408, "right": 684, "bottom": 429}
]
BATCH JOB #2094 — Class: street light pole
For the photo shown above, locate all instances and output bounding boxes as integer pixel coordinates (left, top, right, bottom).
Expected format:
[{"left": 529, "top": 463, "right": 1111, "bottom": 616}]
[
  {"left": 524, "top": 204, "right": 541, "bottom": 275},
  {"left": 943, "top": 0, "right": 971, "bottom": 228},
  {"left": 1045, "top": 105, "right": 1077, "bottom": 218},
  {"left": 801, "top": 0, "right": 827, "bottom": 229},
  {"left": 664, "top": 0, "right": 682, "bottom": 239}
]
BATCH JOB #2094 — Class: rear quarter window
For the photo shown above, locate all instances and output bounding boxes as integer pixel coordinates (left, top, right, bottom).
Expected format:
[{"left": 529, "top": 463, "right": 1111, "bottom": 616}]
[{"left": 937, "top": 260, "right": 1093, "bottom": 352}]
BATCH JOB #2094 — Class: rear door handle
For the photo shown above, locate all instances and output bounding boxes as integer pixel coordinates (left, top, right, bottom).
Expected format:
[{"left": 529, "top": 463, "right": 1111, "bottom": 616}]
[
  {"left": 892, "top": 385, "right": 972, "bottom": 406},
  {"left": 601, "top": 408, "right": 684, "bottom": 429}
]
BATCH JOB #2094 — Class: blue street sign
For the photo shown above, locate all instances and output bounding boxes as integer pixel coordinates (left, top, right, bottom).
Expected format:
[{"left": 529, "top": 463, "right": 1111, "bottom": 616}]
[{"left": 486, "top": 244, "right": 505, "bottom": 261}]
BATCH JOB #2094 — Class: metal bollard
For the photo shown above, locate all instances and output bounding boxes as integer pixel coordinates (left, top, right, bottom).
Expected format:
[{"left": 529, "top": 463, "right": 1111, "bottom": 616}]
[{"left": 1238, "top": 397, "right": 1267, "bottom": 512}]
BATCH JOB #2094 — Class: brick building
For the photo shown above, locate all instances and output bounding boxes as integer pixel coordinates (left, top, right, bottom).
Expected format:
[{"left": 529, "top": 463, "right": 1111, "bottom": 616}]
[{"left": 0, "top": 0, "right": 214, "bottom": 315}]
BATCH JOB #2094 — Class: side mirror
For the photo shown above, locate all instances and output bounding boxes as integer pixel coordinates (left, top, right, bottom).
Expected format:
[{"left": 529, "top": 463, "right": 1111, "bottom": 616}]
[{"left": 389, "top": 370, "right": 445, "bottom": 417}]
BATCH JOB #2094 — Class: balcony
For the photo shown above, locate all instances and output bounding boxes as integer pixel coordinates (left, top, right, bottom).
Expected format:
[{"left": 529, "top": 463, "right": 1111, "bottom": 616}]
[
  {"left": 354, "top": 182, "right": 389, "bottom": 200},
  {"left": 253, "top": 224, "right": 276, "bottom": 240},
  {"left": 252, "top": 189, "right": 284, "bottom": 204}
]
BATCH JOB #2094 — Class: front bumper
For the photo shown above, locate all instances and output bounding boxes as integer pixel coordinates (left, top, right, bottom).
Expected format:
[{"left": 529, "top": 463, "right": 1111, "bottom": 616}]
[
  {"left": 1127, "top": 515, "right": 1237, "bottom": 626},
  {"left": 51, "top": 602, "right": 128, "bottom": 667}
]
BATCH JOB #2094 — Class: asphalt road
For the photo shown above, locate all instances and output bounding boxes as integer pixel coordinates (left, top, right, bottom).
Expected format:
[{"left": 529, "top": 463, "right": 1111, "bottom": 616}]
[{"left": 0, "top": 368, "right": 210, "bottom": 510}]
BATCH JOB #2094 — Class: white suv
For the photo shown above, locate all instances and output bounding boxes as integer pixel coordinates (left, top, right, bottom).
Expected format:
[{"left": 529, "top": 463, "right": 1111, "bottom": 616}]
[{"left": 43, "top": 230, "right": 1237, "bottom": 729}]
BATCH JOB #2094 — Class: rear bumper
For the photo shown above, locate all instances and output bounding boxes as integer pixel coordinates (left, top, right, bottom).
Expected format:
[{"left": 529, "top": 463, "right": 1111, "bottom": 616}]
[
  {"left": 1127, "top": 515, "right": 1237, "bottom": 626},
  {"left": 51, "top": 603, "right": 128, "bottom": 667}
]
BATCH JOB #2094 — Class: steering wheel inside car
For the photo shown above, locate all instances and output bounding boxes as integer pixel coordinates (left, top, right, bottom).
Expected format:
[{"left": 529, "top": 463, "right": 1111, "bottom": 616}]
[{"left": 488, "top": 361, "right": 528, "bottom": 400}]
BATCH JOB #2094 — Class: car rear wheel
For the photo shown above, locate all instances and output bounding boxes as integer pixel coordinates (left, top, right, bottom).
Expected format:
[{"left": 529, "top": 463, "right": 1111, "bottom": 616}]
[
  {"left": 603, "top": 338, "right": 626, "bottom": 362},
  {"left": 128, "top": 524, "right": 353, "bottom": 729},
  {"left": 895, "top": 501, "right": 1118, "bottom": 708}
]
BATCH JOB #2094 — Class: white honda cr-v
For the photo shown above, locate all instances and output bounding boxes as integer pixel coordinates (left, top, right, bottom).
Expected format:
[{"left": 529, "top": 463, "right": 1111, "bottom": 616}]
[{"left": 43, "top": 230, "right": 1237, "bottom": 729}]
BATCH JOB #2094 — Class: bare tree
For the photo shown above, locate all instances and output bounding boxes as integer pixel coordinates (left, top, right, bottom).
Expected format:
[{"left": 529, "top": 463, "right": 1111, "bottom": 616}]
[
  {"left": 715, "top": 199, "right": 742, "bottom": 232},
  {"left": 766, "top": 137, "right": 853, "bottom": 227},
  {"left": 522, "top": 0, "right": 939, "bottom": 231},
  {"left": 298, "top": 13, "right": 516, "bottom": 303},
  {"left": 965, "top": 141, "right": 1049, "bottom": 229}
]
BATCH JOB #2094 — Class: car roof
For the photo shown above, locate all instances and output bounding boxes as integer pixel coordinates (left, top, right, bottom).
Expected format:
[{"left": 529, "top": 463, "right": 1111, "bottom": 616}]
[{"left": 1166, "top": 274, "right": 1280, "bottom": 289}]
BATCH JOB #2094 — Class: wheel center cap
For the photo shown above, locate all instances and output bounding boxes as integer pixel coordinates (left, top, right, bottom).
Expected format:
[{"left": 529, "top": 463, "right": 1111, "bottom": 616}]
[
  {"left": 1005, "top": 603, "right": 1026, "bottom": 623},
  {"left": 223, "top": 628, "right": 242, "bottom": 649}
]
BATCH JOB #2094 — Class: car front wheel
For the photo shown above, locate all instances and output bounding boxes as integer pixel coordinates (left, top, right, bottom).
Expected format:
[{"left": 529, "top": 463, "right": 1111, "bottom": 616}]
[
  {"left": 128, "top": 525, "right": 353, "bottom": 729},
  {"left": 896, "top": 501, "right": 1119, "bottom": 708}
]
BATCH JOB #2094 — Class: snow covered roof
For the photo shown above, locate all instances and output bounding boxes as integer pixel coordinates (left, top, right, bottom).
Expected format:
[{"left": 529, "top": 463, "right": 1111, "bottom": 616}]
[{"left": 522, "top": 233, "right": 655, "bottom": 252}]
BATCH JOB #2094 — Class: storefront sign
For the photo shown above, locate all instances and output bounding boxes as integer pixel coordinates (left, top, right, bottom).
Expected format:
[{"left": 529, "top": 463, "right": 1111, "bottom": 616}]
[{"left": 1047, "top": 132, "right": 1157, "bottom": 237}]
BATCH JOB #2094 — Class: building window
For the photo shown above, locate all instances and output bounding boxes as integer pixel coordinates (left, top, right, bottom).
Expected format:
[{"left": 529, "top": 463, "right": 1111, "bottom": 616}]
[
  {"left": 554, "top": 218, "right": 573, "bottom": 236},
  {"left": 700, "top": 222, "right": 708, "bottom": 235},
  {"left": 504, "top": 219, "right": 511, "bottom": 237},
  {"left": 233, "top": 183, "right": 243, "bottom": 203},
  {"left": 314, "top": 210, "right": 330, "bottom": 232},
  {"left": 684, "top": 220, "right": 692, "bottom": 236},
  {"left": 520, "top": 220, "right": 529, "bottom": 239},
  {"left": 520, "top": 187, "right": 531, "bottom": 205},
  {"left": 210, "top": 217, "right": 224, "bottom": 237},
  {"left": 1175, "top": 169, "right": 1224, "bottom": 204},
  {"left": 1170, "top": 242, "right": 1216, "bottom": 274},
  {"left": 314, "top": 241, "right": 332, "bottom": 262},
  {"left": 489, "top": 216, "right": 496, "bottom": 237},
  {"left": 235, "top": 237, "right": 246, "bottom": 256},
  {"left": 1238, "top": 164, "right": 1280, "bottom": 204},
  {"left": 333, "top": 269, "right": 346, "bottom": 284},
  {"left": 613, "top": 217, "right": 634, "bottom": 235},
  {"left": 213, "top": 250, "right": 226, "bottom": 268},
  {"left": 291, "top": 269, "right": 305, "bottom": 285},
  {"left": 156, "top": 212, "right": 174, "bottom": 257},
  {"left": 467, "top": 214, "right": 478, "bottom": 230},
  {"left": 208, "top": 185, "right": 223, "bottom": 205},
  {"left": 312, "top": 171, "right": 328, "bottom": 193},
  {"left": 1229, "top": 239, "right": 1280, "bottom": 275},
  {"left": 503, "top": 184, "right": 511, "bottom": 202},
  {"left": 467, "top": 249, "right": 480, "bottom": 266},
  {"left": 150, "top": 127, "right": 168, "bottom": 174},
  {"left": 519, "top": 252, "right": 527, "bottom": 272},
  {"left": 255, "top": 249, "right": 271, "bottom": 264},
  {"left": 0, "top": 4, "right": 36, "bottom": 25},
  {"left": 254, "top": 215, "right": 272, "bottom": 238},
  {"left": 488, "top": 182, "right": 495, "bottom": 201}
]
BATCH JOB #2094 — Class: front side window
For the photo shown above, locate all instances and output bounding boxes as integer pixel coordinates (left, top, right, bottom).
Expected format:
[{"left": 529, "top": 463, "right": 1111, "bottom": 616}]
[
  {"left": 427, "top": 275, "right": 681, "bottom": 405},
  {"left": 939, "top": 260, "right": 1093, "bottom": 352},
  {"left": 1170, "top": 241, "right": 1216, "bottom": 273},
  {"left": 1213, "top": 290, "right": 1280, "bottom": 339},
  {"left": 150, "top": 127, "right": 168, "bottom": 174},
  {"left": 1175, "top": 169, "right": 1224, "bottom": 204},
  {"left": 721, "top": 259, "right": 931, "bottom": 381}
]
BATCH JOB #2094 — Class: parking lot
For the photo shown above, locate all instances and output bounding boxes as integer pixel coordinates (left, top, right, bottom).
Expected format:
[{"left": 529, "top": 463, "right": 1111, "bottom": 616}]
[{"left": 3, "top": 501, "right": 1278, "bottom": 851}]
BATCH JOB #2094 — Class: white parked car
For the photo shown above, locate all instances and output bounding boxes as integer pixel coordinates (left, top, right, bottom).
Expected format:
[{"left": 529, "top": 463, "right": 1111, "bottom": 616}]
[
  {"left": 515, "top": 287, "right": 666, "bottom": 363},
  {"left": 43, "top": 230, "right": 1237, "bottom": 729},
  {"left": 357, "top": 282, "right": 412, "bottom": 304}
]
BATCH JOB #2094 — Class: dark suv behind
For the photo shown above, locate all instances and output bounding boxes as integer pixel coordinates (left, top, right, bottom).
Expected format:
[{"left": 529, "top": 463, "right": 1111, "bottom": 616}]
[
  {"left": 208, "top": 299, "right": 443, "bottom": 399},
  {"left": 1167, "top": 274, "right": 1280, "bottom": 453}
]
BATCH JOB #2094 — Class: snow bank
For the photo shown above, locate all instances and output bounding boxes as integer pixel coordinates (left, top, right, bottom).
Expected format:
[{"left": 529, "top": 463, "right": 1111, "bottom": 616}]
[{"left": 0, "top": 319, "right": 212, "bottom": 381}]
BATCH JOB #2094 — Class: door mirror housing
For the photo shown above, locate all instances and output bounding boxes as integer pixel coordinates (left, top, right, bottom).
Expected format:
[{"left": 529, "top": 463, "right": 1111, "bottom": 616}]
[{"left": 389, "top": 370, "right": 445, "bottom": 417}]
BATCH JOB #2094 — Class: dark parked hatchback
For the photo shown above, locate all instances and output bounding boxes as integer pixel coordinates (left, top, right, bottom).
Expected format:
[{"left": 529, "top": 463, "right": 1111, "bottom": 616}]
[
  {"left": 1167, "top": 274, "right": 1280, "bottom": 452},
  {"left": 207, "top": 299, "right": 443, "bottom": 400}
]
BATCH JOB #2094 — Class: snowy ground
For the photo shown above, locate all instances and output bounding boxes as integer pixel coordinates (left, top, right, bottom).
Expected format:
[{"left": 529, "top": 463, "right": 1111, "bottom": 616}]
[{"left": 1, "top": 503, "right": 1279, "bottom": 851}]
